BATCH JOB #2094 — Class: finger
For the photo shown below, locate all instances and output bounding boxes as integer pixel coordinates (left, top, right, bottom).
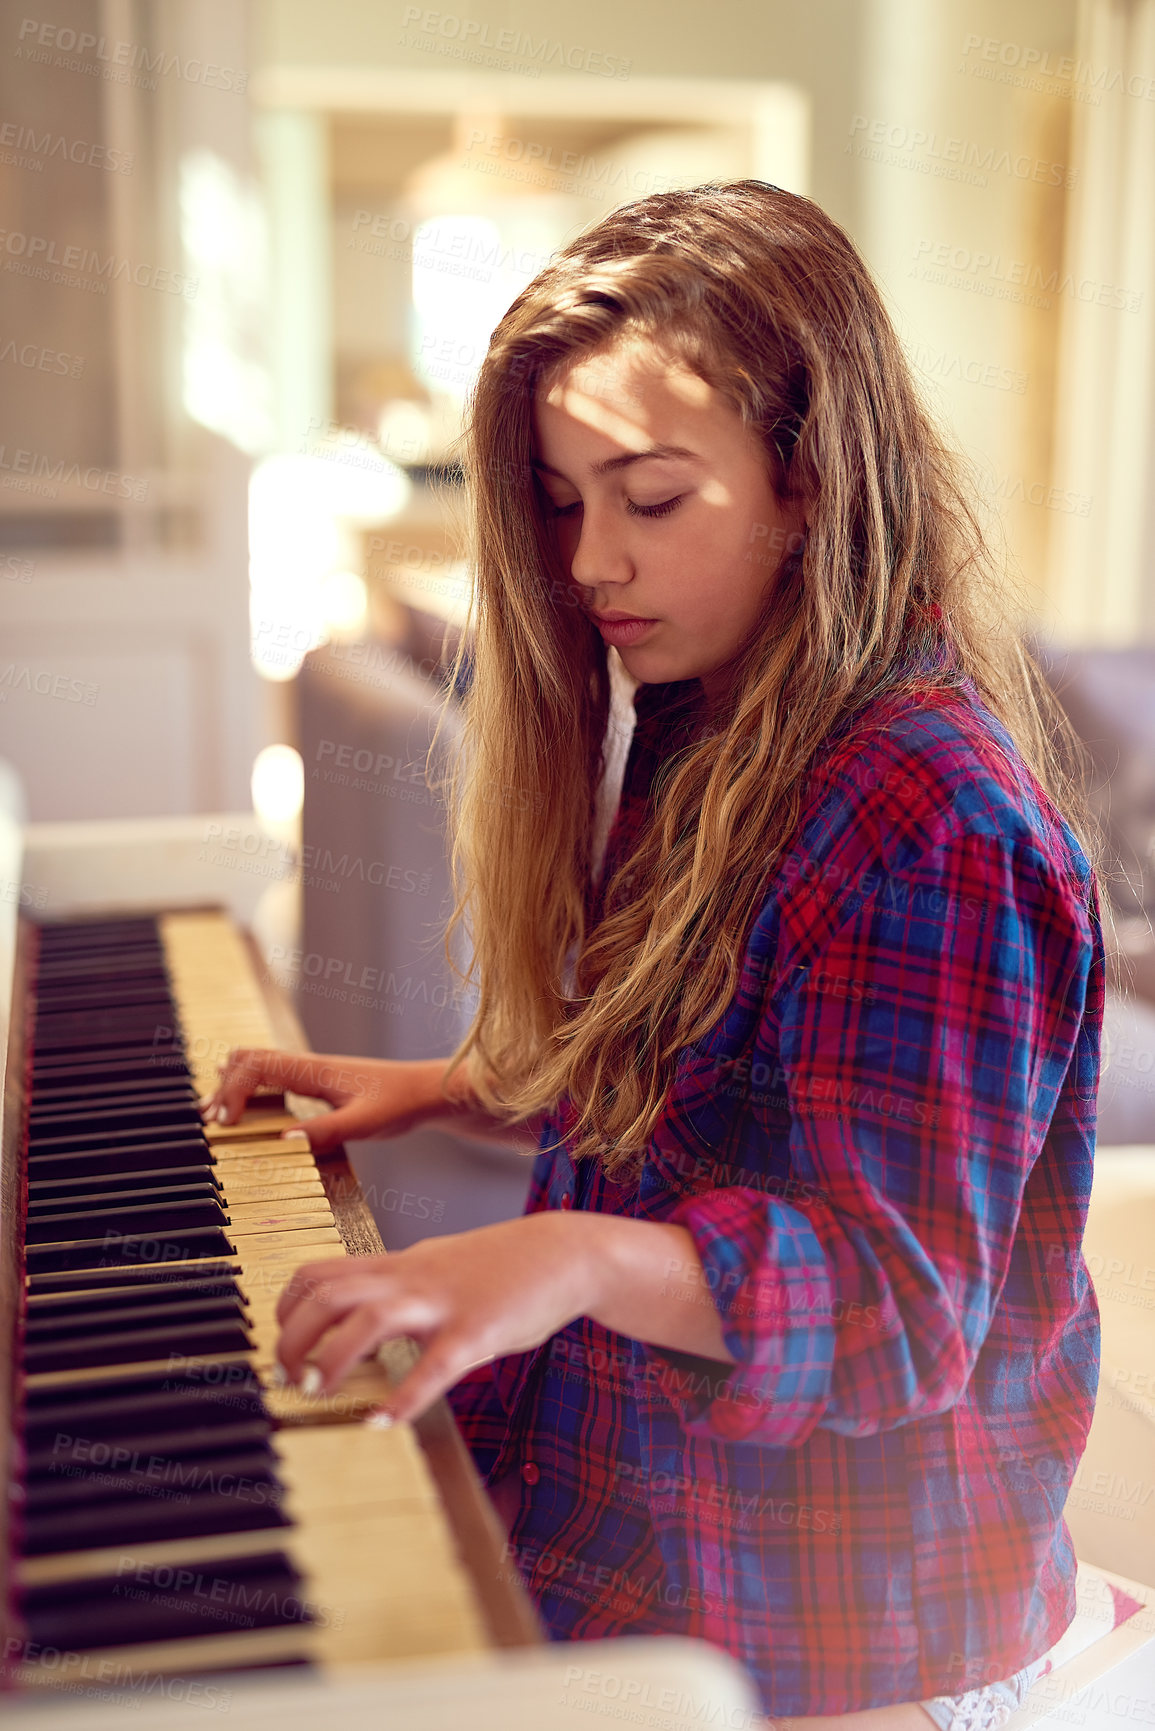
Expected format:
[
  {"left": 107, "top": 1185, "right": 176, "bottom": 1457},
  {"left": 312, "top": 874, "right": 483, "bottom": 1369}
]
[
  {"left": 294, "top": 1107, "right": 356, "bottom": 1158},
  {"left": 210, "top": 1048, "right": 353, "bottom": 1126},
  {"left": 276, "top": 1270, "right": 410, "bottom": 1381},
  {"left": 306, "top": 1303, "right": 397, "bottom": 1397},
  {"left": 276, "top": 1293, "right": 354, "bottom": 1384},
  {"left": 204, "top": 1048, "right": 283, "bottom": 1125},
  {"left": 294, "top": 1100, "right": 383, "bottom": 1157},
  {"left": 375, "top": 1330, "right": 483, "bottom": 1427},
  {"left": 274, "top": 1256, "right": 389, "bottom": 1330}
]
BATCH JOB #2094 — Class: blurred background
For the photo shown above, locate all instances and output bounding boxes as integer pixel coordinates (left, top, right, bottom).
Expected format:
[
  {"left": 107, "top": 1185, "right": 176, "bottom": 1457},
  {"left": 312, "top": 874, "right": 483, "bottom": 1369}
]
[{"left": 2, "top": 0, "right": 1155, "bottom": 1580}]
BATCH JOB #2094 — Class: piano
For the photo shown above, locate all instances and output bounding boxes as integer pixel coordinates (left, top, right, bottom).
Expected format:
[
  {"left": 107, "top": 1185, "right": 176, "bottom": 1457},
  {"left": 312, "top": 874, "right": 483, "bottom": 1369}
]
[{"left": 0, "top": 783, "right": 544, "bottom": 1696}]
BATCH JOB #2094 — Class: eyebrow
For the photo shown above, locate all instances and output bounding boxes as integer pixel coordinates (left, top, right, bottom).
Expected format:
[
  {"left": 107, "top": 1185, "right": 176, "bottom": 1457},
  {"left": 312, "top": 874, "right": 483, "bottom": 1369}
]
[{"left": 530, "top": 443, "right": 699, "bottom": 480}]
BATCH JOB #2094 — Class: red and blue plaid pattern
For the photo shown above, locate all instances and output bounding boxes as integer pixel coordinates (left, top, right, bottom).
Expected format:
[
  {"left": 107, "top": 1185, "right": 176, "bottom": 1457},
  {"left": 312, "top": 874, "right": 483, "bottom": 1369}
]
[{"left": 448, "top": 673, "right": 1103, "bottom": 1717}]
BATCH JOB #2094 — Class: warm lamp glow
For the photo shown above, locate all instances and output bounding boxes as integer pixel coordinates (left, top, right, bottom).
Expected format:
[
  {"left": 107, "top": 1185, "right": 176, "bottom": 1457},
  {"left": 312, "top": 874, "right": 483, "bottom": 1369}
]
[{"left": 251, "top": 744, "right": 304, "bottom": 825}]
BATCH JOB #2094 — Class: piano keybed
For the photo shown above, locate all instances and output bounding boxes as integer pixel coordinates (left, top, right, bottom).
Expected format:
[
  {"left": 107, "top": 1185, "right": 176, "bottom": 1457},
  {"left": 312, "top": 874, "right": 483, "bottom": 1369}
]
[{"left": 10, "top": 908, "right": 505, "bottom": 1690}]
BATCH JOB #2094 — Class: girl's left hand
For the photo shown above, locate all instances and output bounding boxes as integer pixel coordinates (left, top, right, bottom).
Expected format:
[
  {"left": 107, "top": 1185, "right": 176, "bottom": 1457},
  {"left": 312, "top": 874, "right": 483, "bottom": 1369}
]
[{"left": 274, "top": 1212, "right": 594, "bottom": 1425}]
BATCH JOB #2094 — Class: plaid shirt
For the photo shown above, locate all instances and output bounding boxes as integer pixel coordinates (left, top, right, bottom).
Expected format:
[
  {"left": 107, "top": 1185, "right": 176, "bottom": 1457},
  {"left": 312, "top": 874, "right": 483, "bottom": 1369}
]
[{"left": 447, "top": 672, "right": 1103, "bottom": 1717}]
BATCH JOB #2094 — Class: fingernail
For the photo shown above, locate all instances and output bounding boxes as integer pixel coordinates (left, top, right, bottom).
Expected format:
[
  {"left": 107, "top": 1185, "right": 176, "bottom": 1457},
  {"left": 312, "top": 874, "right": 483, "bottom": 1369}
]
[
  {"left": 197, "top": 1095, "right": 213, "bottom": 1112},
  {"left": 364, "top": 1408, "right": 394, "bottom": 1430},
  {"left": 269, "top": 1362, "right": 287, "bottom": 1388},
  {"left": 301, "top": 1365, "right": 323, "bottom": 1399},
  {"left": 215, "top": 1106, "right": 228, "bottom": 1123}
]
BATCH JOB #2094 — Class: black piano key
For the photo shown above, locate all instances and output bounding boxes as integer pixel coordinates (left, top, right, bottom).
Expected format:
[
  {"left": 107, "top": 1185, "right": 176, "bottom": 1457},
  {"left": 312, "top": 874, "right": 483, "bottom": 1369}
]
[
  {"left": 33, "top": 994, "right": 175, "bottom": 1021},
  {"left": 31, "top": 1024, "right": 182, "bottom": 1052},
  {"left": 21, "top": 1553, "right": 310, "bottom": 1647},
  {"left": 28, "top": 1082, "right": 197, "bottom": 1115},
  {"left": 24, "top": 1418, "right": 273, "bottom": 1475},
  {"left": 26, "top": 1294, "right": 247, "bottom": 1337},
  {"left": 23, "top": 1369, "right": 267, "bottom": 1443},
  {"left": 28, "top": 1165, "right": 219, "bottom": 1200},
  {"left": 25, "top": 1197, "right": 229, "bottom": 1245},
  {"left": 27, "top": 1277, "right": 240, "bottom": 1319},
  {"left": 31, "top": 1009, "right": 181, "bottom": 1036},
  {"left": 25, "top": 1224, "right": 235, "bottom": 1273},
  {"left": 24, "top": 1446, "right": 281, "bottom": 1512},
  {"left": 28, "top": 1124, "right": 211, "bottom": 1155},
  {"left": 26, "top": 1260, "right": 238, "bottom": 1295},
  {"left": 27, "top": 1183, "right": 221, "bottom": 1220},
  {"left": 23, "top": 1317, "right": 253, "bottom": 1373},
  {"left": 34, "top": 966, "right": 169, "bottom": 990},
  {"left": 30, "top": 1053, "right": 188, "bottom": 1086},
  {"left": 28, "top": 1104, "right": 203, "bottom": 1141},
  {"left": 34, "top": 978, "right": 172, "bottom": 1002},
  {"left": 28, "top": 1139, "right": 210, "bottom": 1179},
  {"left": 20, "top": 1483, "right": 291, "bottom": 1553}
]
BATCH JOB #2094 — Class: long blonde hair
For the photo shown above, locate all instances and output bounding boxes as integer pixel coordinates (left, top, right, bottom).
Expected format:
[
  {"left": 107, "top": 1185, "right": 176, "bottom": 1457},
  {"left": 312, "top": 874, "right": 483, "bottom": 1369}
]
[{"left": 433, "top": 180, "right": 1095, "bottom": 1180}]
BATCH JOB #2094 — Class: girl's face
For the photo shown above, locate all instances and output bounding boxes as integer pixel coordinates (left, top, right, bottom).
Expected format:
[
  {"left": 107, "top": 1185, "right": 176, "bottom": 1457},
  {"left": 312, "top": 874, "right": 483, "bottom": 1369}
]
[{"left": 531, "top": 336, "right": 806, "bottom": 704}]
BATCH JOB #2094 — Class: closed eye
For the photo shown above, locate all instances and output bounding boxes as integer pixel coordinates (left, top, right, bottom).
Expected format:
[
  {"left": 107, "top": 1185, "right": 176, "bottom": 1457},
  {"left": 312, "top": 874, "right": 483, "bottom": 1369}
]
[{"left": 544, "top": 496, "right": 685, "bottom": 520}]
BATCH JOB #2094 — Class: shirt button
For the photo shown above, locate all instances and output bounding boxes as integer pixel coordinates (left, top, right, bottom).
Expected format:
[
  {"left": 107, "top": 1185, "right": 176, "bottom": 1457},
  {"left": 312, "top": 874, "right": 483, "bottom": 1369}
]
[
  {"left": 522, "top": 1460, "right": 540, "bottom": 1485},
  {"left": 559, "top": 1191, "right": 573, "bottom": 1209}
]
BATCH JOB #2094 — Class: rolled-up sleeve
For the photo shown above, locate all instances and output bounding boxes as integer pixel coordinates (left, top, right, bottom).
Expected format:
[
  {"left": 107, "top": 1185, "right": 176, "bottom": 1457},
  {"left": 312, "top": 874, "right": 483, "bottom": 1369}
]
[{"left": 637, "top": 830, "right": 1096, "bottom": 1448}]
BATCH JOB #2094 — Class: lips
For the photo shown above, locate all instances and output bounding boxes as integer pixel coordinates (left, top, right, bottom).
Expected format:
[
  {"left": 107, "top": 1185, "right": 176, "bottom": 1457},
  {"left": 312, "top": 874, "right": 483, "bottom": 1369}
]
[{"left": 591, "top": 615, "right": 659, "bottom": 647}]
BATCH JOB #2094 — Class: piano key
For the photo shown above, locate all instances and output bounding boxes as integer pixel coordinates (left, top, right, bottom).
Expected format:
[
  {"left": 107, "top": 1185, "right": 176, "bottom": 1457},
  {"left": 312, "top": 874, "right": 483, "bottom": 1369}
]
[
  {"left": 27, "top": 1122, "right": 210, "bottom": 1154},
  {"left": 27, "top": 1182, "right": 221, "bottom": 1218},
  {"left": 22, "top": 1318, "right": 254, "bottom": 1374},
  {"left": 27, "top": 1139, "right": 211, "bottom": 1179},
  {"left": 26, "top": 1224, "right": 237, "bottom": 1274},
  {"left": 24, "top": 1419, "right": 274, "bottom": 1476},
  {"left": 21, "top": 1552, "right": 311, "bottom": 1648},
  {"left": 28, "top": 1087, "right": 198, "bottom": 1121},
  {"left": 26, "top": 1294, "right": 245, "bottom": 1335},
  {"left": 28, "top": 1164, "right": 220, "bottom": 1199},
  {"left": 29, "top": 1053, "right": 189, "bottom": 1087},
  {"left": 20, "top": 1481, "right": 291, "bottom": 1554},
  {"left": 23, "top": 1443, "right": 282, "bottom": 1512},
  {"left": 27, "top": 1101, "right": 204, "bottom": 1137},
  {"left": 25, "top": 1197, "right": 230, "bottom": 1245},
  {"left": 25, "top": 1259, "right": 240, "bottom": 1296},
  {"left": 22, "top": 1368, "right": 269, "bottom": 1443}
]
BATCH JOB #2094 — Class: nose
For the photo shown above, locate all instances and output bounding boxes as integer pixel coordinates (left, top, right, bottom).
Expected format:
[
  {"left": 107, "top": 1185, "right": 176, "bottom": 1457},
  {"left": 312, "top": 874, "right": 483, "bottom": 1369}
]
[{"left": 566, "top": 501, "right": 635, "bottom": 597}]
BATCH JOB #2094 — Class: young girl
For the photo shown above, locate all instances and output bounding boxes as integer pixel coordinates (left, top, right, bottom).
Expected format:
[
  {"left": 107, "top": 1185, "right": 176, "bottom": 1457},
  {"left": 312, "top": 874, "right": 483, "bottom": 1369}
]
[{"left": 204, "top": 181, "right": 1103, "bottom": 1730}]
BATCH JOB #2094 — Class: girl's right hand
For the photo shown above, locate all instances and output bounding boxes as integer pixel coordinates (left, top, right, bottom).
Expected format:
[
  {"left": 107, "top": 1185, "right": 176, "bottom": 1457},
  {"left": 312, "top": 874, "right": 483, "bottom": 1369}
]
[{"left": 199, "top": 1049, "right": 434, "bottom": 1156}]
